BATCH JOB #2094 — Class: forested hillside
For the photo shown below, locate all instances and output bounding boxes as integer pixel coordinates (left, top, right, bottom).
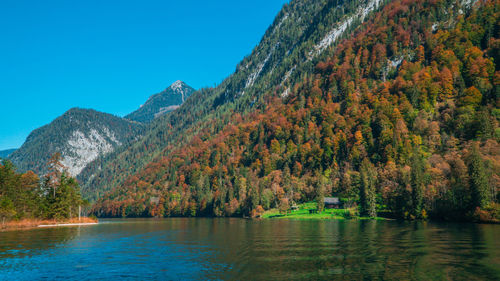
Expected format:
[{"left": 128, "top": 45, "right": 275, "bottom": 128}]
[
  {"left": 80, "top": 0, "right": 386, "bottom": 202},
  {"left": 93, "top": 0, "right": 499, "bottom": 221},
  {"left": 9, "top": 108, "right": 144, "bottom": 177}
]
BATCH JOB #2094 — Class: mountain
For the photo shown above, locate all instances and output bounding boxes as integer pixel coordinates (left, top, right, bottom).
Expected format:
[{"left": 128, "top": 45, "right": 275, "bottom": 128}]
[
  {"left": 79, "top": 0, "right": 387, "bottom": 203},
  {"left": 125, "top": 81, "right": 195, "bottom": 123},
  {"left": 9, "top": 108, "right": 144, "bottom": 177},
  {"left": 6, "top": 80, "right": 192, "bottom": 183},
  {"left": 0, "top": 149, "right": 16, "bottom": 159},
  {"left": 90, "top": 0, "right": 500, "bottom": 221}
]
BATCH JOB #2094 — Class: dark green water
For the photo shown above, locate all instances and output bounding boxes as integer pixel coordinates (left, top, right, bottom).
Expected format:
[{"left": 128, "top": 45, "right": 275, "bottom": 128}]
[{"left": 0, "top": 219, "right": 498, "bottom": 280}]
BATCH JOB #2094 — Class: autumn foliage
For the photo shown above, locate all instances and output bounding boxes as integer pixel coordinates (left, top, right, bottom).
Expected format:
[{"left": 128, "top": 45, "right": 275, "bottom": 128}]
[{"left": 93, "top": 0, "right": 500, "bottom": 221}]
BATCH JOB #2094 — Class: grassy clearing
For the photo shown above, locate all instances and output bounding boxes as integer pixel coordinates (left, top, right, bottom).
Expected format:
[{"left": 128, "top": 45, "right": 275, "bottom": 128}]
[{"left": 261, "top": 202, "right": 386, "bottom": 220}]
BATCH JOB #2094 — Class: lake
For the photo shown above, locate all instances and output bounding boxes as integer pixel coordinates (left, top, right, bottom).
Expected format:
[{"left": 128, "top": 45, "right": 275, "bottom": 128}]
[{"left": 0, "top": 218, "right": 499, "bottom": 280}]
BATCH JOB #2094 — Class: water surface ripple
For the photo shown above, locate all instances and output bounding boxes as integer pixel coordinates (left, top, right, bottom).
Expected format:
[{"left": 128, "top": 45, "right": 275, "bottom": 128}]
[{"left": 0, "top": 218, "right": 498, "bottom": 280}]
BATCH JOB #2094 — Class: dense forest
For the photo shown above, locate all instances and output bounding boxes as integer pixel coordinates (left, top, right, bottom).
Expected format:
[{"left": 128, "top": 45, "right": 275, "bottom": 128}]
[
  {"left": 0, "top": 154, "right": 86, "bottom": 225},
  {"left": 92, "top": 0, "right": 499, "bottom": 222}
]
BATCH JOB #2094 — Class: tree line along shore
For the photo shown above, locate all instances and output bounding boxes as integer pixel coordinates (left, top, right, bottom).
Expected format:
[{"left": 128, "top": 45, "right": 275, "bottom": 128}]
[{"left": 0, "top": 153, "right": 97, "bottom": 231}]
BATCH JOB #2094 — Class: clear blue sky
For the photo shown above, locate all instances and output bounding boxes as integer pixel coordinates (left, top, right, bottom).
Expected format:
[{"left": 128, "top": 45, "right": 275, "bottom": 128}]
[{"left": 0, "top": 0, "right": 289, "bottom": 150}]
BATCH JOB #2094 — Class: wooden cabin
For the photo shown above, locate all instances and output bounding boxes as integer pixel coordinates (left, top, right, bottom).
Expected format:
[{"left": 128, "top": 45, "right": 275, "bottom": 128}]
[{"left": 324, "top": 197, "right": 342, "bottom": 209}]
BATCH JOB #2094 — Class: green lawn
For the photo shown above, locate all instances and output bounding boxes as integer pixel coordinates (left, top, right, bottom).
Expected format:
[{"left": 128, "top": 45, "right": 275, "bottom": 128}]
[{"left": 261, "top": 202, "right": 386, "bottom": 220}]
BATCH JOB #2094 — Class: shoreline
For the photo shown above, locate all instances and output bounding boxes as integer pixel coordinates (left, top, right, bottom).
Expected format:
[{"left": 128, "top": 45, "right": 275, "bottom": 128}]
[
  {"left": 261, "top": 215, "right": 391, "bottom": 220},
  {"left": 0, "top": 217, "right": 98, "bottom": 232},
  {"left": 38, "top": 222, "right": 98, "bottom": 227}
]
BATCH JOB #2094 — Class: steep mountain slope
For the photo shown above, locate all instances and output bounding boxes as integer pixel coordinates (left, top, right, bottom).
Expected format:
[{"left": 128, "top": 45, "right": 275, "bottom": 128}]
[
  {"left": 125, "top": 81, "right": 195, "bottom": 123},
  {"left": 0, "top": 149, "right": 16, "bottom": 159},
  {"left": 93, "top": 0, "right": 499, "bottom": 220},
  {"left": 9, "top": 108, "right": 144, "bottom": 176},
  {"left": 79, "top": 0, "right": 387, "bottom": 202}
]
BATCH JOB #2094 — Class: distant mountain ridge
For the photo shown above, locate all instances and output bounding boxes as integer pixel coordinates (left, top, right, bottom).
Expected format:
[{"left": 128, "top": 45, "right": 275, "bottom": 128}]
[
  {"left": 9, "top": 108, "right": 144, "bottom": 176},
  {"left": 0, "top": 149, "right": 16, "bottom": 159},
  {"left": 125, "top": 80, "right": 195, "bottom": 123},
  {"left": 7, "top": 79, "right": 192, "bottom": 178}
]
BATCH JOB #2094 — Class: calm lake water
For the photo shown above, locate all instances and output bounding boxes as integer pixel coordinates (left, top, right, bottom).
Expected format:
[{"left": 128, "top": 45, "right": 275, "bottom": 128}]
[{"left": 0, "top": 218, "right": 499, "bottom": 280}]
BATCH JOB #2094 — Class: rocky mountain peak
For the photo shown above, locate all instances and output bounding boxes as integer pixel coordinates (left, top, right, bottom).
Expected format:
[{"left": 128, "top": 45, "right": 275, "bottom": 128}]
[{"left": 125, "top": 81, "right": 196, "bottom": 123}]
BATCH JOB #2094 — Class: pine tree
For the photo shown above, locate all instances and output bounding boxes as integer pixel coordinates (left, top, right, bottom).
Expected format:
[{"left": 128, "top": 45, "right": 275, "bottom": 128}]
[
  {"left": 46, "top": 152, "right": 65, "bottom": 198},
  {"left": 410, "top": 151, "right": 425, "bottom": 218},
  {"left": 316, "top": 185, "right": 325, "bottom": 213},
  {"left": 467, "top": 144, "right": 490, "bottom": 209},
  {"left": 0, "top": 197, "right": 16, "bottom": 226},
  {"left": 360, "top": 158, "right": 377, "bottom": 217}
]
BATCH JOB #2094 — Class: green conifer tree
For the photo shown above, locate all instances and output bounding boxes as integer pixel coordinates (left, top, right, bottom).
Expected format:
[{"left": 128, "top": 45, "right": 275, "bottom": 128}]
[
  {"left": 468, "top": 144, "right": 490, "bottom": 209},
  {"left": 360, "top": 158, "right": 377, "bottom": 217}
]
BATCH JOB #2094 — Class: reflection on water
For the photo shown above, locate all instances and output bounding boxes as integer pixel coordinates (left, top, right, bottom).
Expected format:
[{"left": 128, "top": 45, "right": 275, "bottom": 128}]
[
  {"left": 0, "top": 227, "right": 78, "bottom": 259},
  {"left": 0, "top": 219, "right": 499, "bottom": 280}
]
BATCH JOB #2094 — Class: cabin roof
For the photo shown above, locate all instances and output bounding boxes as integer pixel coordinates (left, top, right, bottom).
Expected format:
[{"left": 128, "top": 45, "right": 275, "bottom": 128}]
[{"left": 324, "top": 197, "right": 340, "bottom": 204}]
